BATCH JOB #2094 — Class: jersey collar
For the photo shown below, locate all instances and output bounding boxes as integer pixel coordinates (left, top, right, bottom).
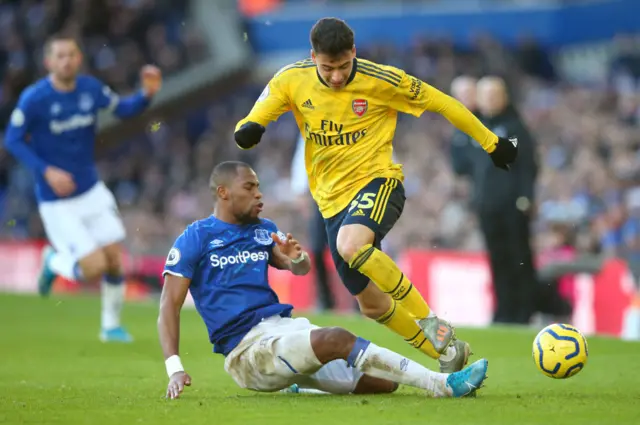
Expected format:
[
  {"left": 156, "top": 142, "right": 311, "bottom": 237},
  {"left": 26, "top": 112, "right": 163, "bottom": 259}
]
[{"left": 316, "top": 58, "right": 358, "bottom": 88}]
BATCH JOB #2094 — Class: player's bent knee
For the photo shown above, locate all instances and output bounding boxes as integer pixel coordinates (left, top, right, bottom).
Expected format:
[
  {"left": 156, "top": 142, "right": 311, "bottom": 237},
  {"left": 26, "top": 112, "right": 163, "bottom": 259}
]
[
  {"left": 310, "top": 327, "right": 356, "bottom": 363},
  {"left": 336, "top": 224, "right": 375, "bottom": 263},
  {"left": 78, "top": 249, "right": 108, "bottom": 281},
  {"left": 336, "top": 240, "right": 360, "bottom": 263}
]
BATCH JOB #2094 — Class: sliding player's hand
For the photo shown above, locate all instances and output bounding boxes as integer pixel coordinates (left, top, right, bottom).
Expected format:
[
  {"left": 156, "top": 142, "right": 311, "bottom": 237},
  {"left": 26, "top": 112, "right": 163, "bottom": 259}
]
[
  {"left": 272, "top": 232, "right": 303, "bottom": 260},
  {"left": 166, "top": 371, "right": 192, "bottom": 399}
]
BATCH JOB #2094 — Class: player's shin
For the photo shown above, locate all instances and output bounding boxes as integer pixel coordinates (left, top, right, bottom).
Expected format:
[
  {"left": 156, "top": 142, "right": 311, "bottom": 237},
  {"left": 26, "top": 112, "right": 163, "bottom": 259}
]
[
  {"left": 376, "top": 299, "right": 441, "bottom": 359},
  {"left": 346, "top": 337, "right": 451, "bottom": 397},
  {"left": 101, "top": 273, "right": 125, "bottom": 330},
  {"left": 349, "top": 244, "right": 430, "bottom": 319}
]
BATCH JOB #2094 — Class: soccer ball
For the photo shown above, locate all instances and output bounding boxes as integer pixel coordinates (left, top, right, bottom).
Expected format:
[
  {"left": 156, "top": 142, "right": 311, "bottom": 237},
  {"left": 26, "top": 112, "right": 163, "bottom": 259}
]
[{"left": 532, "top": 323, "right": 589, "bottom": 379}]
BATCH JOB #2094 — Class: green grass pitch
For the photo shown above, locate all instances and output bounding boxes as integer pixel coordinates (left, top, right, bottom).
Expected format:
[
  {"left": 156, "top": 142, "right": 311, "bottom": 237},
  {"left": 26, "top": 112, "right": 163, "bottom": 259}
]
[{"left": 1, "top": 293, "right": 639, "bottom": 425}]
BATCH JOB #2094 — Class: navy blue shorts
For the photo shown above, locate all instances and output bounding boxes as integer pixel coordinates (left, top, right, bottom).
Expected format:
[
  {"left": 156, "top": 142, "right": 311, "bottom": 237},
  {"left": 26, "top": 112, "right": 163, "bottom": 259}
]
[{"left": 324, "top": 177, "right": 406, "bottom": 296}]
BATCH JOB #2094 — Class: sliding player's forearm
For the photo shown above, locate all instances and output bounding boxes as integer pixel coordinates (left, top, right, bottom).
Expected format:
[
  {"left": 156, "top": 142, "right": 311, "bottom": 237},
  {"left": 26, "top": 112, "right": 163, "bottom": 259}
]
[
  {"left": 4, "top": 139, "right": 49, "bottom": 174},
  {"left": 158, "top": 308, "right": 181, "bottom": 360},
  {"left": 425, "top": 88, "right": 498, "bottom": 153},
  {"left": 114, "top": 91, "right": 151, "bottom": 118}
]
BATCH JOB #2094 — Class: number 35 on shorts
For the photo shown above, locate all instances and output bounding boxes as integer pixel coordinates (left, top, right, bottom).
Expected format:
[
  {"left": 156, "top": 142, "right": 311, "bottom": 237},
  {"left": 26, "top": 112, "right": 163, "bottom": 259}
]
[{"left": 348, "top": 179, "right": 399, "bottom": 224}]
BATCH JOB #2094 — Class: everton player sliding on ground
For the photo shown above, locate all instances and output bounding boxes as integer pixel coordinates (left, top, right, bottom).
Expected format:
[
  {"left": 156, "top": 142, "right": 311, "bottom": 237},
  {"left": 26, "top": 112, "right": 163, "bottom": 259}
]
[
  {"left": 4, "top": 34, "right": 162, "bottom": 342},
  {"left": 234, "top": 17, "right": 518, "bottom": 373},
  {"left": 158, "top": 161, "right": 488, "bottom": 399}
]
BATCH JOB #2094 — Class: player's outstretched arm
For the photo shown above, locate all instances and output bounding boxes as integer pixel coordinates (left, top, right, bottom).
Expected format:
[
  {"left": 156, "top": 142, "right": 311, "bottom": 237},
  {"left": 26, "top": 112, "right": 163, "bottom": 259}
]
[
  {"left": 234, "top": 75, "right": 291, "bottom": 150},
  {"left": 270, "top": 232, "right": 311, "bottom": 276},
  {"left": 158, "top": 273, "right": 192, "bottom": 399},
  {"left": 96, "top": 66, "right": 161, "bottom": 119},
  {"left": 390, "top": 72, "right": 517, "bottom": 169}
]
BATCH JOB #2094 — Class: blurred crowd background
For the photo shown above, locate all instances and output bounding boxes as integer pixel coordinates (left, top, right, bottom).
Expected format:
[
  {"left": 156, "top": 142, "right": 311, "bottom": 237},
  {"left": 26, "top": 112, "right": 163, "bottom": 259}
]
[{"left": 1, "top": 0, "right": 640, "bottom": 268}]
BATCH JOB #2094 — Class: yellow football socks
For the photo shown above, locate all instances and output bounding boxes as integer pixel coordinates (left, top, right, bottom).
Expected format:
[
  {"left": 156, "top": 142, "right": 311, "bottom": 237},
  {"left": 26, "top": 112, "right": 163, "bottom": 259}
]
[
  {"left": 349, "top": 244, "right": 430, "bottom": 320},
  {"left": 376, "top": 299, "right": 441, "bottom": 359}
]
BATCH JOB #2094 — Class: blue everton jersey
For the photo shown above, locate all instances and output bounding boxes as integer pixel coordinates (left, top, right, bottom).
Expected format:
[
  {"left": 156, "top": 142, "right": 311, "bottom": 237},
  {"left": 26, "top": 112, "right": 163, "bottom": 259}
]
[
  {"left": 163, "top": 215, "right": 293, "bottom": 356},
  {"left": 4, "top": 75, "right": 149, "bottom": 202}
]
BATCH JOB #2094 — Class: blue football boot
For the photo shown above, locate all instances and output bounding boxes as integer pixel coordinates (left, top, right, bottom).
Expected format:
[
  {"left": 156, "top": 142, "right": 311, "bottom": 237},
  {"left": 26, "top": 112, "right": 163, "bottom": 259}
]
[
  {"left": 100, "top": 326, "right": 134, "bottom": 343},
  {"left": 445, "top": 358, "right": 488, "bottom": 398},
  {"left": 37, "top": 245, "right": 57, "bottom": 297}
]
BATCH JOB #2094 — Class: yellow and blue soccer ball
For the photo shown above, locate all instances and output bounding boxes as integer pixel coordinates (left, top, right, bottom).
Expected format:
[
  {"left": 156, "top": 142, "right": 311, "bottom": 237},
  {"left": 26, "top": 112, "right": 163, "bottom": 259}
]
[{"left": 532, "top": 323, "right": 589, "bottom": 379}]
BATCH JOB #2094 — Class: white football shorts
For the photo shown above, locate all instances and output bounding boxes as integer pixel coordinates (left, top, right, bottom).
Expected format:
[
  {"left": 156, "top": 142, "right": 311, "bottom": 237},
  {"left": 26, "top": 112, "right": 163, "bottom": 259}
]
[
  {"left": 38, "top": 181, "right": 126, "bottom": 260},
  {"left": 224, "top": 316, "right": 363, "bottom": 393}
]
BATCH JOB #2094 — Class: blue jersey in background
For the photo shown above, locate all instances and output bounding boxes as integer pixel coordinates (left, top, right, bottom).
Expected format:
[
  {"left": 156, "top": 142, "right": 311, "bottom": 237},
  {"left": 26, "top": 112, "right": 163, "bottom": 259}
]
[
  {"left": 163, "top": 215, "right": 293, "bottom": 356},
  {"left": 4, "top": 75, "right": 150, "bottom": 202}
]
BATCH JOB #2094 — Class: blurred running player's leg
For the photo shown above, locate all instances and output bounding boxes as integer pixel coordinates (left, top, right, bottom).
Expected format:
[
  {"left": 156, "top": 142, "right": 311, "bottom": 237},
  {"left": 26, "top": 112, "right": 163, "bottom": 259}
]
[
  {"left": 38, "top": 182, "right": 132, "bottom": 342},
  {"left": 99, "top": 242, "right": 129, "bottom": 342}
]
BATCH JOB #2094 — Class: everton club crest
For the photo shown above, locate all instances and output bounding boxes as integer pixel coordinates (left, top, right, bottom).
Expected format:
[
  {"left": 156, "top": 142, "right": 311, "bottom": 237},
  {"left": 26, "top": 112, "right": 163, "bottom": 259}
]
[
  {"left": 352, "top": 99, "right": 368, "bottom": 117},
  {"left": 254, "top": 228, "right": 273, "bottom": 245}
]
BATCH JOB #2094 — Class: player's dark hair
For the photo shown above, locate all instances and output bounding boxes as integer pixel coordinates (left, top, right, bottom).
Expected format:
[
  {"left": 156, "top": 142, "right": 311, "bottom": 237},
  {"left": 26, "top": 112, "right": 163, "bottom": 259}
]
[
  {"left": 209, "top": 161, "right": 252, "bottom": 191},
  {"left": 310, "top": 18, "right": 354, "bottom": 57},
  {"left": 44, "top": 33, "right": 80, "bottom": 55}
]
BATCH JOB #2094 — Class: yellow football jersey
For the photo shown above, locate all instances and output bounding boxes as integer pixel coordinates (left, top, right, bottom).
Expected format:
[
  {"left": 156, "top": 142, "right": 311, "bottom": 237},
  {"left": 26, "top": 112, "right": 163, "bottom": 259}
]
[{"left": 236, "top": 58, "right": 498, "bottom": 218}]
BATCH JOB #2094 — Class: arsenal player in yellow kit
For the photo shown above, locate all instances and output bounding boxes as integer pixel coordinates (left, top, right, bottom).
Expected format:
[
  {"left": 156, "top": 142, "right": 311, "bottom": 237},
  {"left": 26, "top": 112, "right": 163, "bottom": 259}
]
[{"left": 235, "top": 18, "right": 518, "bottom": 373}]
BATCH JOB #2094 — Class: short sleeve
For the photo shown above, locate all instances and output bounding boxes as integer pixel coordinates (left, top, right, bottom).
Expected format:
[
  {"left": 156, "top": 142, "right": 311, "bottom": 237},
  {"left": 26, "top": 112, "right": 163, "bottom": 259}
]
[
  {"left": 262, "top": 219, "right": 286, "bottom": 248},
  {"left": 163, "top": 225, "right": 202, "bottom": 280}
]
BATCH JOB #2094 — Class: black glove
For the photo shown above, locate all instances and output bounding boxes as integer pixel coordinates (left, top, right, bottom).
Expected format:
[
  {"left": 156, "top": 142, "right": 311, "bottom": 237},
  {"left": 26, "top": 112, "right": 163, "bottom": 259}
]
[
  {"left": 235, "top": 122, "right": 266, "bottom": 150},
  {"left": 489, "top": 136, "right": 518, "bottom": 170}
]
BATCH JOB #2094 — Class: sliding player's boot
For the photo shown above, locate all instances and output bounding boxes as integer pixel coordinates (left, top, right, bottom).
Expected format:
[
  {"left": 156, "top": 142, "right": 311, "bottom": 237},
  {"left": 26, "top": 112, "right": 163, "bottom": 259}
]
[
  {"left": 37, "top": 245, "right": 57, "bottom": 297},
  {"left": 417, "top": 316, "right": 455, "bottom": 355},
  {"left": 281, "top": 384, "right": 301, "bottom": 394},
  {"left": 445, "top": 359, "right": 488, "bottom": 398},
  {"left": 439, "top": 339, "right": 476, "bottom": 397}
]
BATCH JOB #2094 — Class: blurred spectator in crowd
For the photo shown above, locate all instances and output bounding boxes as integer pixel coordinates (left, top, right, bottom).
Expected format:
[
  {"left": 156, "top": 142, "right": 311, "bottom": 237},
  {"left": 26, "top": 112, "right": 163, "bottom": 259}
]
[
  {"left": 475, "top": 76, "right": 538, "bottom": 324},
  {"left": 449, "top": 75, "right": 479, "bottom": 184}
]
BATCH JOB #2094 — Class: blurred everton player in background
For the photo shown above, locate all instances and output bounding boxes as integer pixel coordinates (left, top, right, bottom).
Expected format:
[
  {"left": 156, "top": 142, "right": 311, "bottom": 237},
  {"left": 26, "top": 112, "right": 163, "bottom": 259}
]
[
  {"left": 158, "top": 161, "right": 488, "bottom": 399},
  {"left": 4, "top": 34, "right": 162, "bottom": 342}
]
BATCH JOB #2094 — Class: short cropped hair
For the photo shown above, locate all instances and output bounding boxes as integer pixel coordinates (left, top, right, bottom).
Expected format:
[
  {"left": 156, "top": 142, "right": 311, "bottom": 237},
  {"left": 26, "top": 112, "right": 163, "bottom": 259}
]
[
  {"left": 209, "top": 161, "right": 252, "bottom": 191},
  {"left": 44, "top": 33, "right": 80, "bottom": 55},
  {"left": 310, "top": 18, "right": 354, "bottom": 57}
]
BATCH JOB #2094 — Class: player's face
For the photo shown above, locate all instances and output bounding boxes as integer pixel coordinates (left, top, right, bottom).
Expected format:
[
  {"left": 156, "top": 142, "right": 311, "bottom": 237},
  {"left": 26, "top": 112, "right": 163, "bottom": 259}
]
[
  {"left": 45, "top": 40, "right": 82, "bottom": 82},
  {"left": 312, "top": 47, "right": 356, "bottom": 90},
  {"left": 230, "top": 168, "right": 263, "bottom": 222}
]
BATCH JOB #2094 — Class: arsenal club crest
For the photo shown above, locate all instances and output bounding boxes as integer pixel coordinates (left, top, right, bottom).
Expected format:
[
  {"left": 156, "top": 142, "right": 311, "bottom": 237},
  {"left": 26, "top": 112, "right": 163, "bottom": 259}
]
[{"left": 352, "top": 99, "right": 368, "bottom": 117}]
